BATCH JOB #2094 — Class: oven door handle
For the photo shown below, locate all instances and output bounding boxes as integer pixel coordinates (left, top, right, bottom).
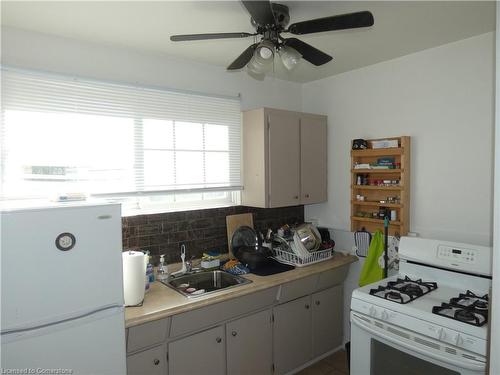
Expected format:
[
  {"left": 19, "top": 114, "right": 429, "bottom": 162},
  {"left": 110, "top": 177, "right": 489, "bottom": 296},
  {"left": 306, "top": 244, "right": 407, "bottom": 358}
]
[{"left": 351, "top": 314, "right": 486, "bottom": 372}]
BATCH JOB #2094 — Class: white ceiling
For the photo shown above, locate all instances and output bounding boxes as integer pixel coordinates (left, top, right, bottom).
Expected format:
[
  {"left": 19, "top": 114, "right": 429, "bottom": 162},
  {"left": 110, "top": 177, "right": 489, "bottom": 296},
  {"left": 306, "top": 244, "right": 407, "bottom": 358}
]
[{"left": 1, "top": 1, "right": 495, "bottom": 82}]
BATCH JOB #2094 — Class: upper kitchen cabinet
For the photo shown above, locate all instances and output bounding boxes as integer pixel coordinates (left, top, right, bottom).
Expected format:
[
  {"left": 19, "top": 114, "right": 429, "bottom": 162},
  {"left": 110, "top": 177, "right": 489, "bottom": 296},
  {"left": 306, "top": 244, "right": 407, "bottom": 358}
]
[{"left": 242, "top": 108, "right": 327, "bottom": 208}]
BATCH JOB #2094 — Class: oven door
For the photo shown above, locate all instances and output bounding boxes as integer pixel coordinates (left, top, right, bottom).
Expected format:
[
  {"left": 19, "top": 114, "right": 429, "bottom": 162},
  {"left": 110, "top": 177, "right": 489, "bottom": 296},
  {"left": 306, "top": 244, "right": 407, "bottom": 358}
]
[{"left": 350, "top": 312, "right": 486, "bottom": 375}]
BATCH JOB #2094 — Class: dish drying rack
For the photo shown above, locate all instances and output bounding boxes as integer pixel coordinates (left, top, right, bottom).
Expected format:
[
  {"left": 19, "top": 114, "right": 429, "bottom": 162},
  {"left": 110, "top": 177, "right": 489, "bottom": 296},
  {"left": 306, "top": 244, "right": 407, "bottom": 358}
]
[{"left": 272, "top": 240, "right": 333, "bottom": 267}]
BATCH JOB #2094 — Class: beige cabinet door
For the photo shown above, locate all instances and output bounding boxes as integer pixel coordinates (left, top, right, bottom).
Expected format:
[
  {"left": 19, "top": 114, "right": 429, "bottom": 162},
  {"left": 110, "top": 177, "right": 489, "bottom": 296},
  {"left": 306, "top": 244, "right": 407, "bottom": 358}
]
[
  {"left": 311, "top": 285, "right": 343, "bottom": 357},
  {"left": 127, "top": 344, "right": 166, "bottom": 375},
  {"left": 226, "top": 309, "right": 273, "bottom": 375},
  {"left": 300, "top": 115, "right": 327, "bottom": 204},
  {"left": 267, "top": 110, "right": 301, "bottom": 208},
  {"left": 273, "top": 295, "right": 312, "bottom": 374},
  {"left": 168, "top": 325, "right": 225, "bottom": 375}
]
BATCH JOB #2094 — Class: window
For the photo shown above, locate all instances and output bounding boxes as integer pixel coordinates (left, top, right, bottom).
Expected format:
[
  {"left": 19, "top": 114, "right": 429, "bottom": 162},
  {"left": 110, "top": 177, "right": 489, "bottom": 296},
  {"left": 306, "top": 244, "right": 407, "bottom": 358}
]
[{"left": 0, "top": 68, "right": 242, "bottom": 213}]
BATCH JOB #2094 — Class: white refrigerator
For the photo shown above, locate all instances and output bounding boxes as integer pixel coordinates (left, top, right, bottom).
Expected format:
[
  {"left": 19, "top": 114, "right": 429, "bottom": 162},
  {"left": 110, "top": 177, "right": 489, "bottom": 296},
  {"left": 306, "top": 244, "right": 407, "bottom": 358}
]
[{"left": 1, "top": 203, "right": 127, "bottom": 374}]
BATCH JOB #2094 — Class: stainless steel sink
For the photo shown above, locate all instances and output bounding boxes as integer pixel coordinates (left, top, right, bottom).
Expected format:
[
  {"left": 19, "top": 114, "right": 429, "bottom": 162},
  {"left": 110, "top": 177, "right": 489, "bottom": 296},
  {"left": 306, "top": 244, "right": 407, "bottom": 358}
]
[{"left": 160, "top": 270, "right": 252, "bottom": 298}]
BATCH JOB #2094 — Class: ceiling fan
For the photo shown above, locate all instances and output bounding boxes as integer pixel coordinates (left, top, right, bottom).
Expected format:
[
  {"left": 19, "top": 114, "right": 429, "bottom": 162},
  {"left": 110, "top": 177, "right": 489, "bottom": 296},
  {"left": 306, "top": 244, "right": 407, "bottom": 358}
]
[{"left": 170, "top": 1, "right": 374, "bottom": 75}]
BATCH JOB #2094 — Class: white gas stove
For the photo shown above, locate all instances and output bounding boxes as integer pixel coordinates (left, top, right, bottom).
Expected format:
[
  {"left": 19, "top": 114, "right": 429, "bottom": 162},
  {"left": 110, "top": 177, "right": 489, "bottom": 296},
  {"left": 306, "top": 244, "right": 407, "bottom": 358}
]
[{"left": 350, "top": 237, "right": 492, "bottom": 375}]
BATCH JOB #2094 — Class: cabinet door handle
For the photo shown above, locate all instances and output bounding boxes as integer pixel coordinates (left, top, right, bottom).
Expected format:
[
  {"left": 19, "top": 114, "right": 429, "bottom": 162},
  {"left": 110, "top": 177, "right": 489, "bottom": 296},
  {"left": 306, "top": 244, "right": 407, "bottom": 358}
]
[
  {"left": 216, "top": 337, "right": 222, "bottom": 343},
  {"left": 153, "top": 359, "right": 160, "bottom": 366},
  {"left": 305, "top": 194, "right": 310, "bottom": 198},
  {"left": 294, "top": 195, "right": 299, "bottom": 200},
  {"left": 305, "top": 304, "right": 310, "bottom": 309},
  {"left": 231, "top": 331, "right": 237, "bottom": 337},
  {"left": 315, "top": 300, "right": 320, "bottom": 306}
]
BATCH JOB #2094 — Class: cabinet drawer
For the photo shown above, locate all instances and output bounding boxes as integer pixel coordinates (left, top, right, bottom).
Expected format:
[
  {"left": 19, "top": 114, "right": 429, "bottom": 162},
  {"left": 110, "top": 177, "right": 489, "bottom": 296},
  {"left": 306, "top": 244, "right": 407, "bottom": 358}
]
[
  {"left": 316, "top": 265, "right": 349, "bottom": 291},
  {"left": 170, "top": 287, "right": 278, "bottom": 337},
  {"left": 278, "top": 275, "right": 318, "bottom": 303},
  {"left": 127, "top": 344, "right": 166, "bottom": 375},
  {"left": 127, "top": 318, "right": 170, "bottom": 353}
]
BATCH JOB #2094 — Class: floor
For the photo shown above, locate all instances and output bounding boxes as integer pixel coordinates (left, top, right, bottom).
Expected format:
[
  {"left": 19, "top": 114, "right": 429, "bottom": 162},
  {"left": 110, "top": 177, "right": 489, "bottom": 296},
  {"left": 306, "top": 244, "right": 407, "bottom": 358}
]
[{"left": 297, "top": 350, "right": 349, "bottom": 375}]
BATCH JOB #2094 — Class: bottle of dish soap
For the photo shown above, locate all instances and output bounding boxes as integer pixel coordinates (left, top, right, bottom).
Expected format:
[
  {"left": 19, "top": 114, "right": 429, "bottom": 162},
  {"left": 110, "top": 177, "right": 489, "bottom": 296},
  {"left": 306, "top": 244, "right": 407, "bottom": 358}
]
[
  {"left": 157, "top": 254, "right": 169, "bottom": 282},
  {"left": 144, "top": 251, "right": 154, "bottom": 293}
]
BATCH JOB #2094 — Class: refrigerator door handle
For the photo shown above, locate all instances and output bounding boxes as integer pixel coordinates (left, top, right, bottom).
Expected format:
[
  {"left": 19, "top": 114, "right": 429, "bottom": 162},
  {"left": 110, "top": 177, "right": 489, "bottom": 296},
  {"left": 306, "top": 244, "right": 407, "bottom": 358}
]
[{"left": 1, "top": 305, "right": 124, "bottom": 342}]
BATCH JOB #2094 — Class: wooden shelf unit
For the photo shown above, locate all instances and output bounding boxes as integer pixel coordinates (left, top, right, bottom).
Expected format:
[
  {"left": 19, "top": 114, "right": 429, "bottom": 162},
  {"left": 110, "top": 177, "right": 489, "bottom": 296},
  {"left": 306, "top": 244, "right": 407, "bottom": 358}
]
[{"left": 350, "top": 136, "right": 410, "bottom": 236}]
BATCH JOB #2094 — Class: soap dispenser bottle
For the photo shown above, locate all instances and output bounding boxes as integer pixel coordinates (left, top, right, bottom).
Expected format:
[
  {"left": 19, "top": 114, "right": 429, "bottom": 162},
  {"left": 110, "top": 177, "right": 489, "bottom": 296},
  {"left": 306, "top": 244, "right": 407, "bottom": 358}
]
[
  {"left": 157, "top": 254, "right": 169, "bottom": 282},
  {"left": 144, "top": 251, "right": 153, "bottom": 293}
]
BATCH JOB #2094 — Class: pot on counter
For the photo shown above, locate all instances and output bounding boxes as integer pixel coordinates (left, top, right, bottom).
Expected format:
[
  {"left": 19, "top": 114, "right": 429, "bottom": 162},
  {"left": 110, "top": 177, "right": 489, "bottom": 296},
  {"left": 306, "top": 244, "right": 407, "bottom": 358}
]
[{"left": 231, "top": 226, "right": 272, "bottom": 270}]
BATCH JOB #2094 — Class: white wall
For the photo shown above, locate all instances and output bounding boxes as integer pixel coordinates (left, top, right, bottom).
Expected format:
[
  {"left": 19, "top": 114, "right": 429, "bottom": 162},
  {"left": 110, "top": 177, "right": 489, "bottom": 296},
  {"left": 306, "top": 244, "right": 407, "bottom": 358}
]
[
  {"left": 302, "top": 32, "right": 495, "bottom": 247},
  {"left": 302, "top": 33, "right": 495, "bottom": 344},
  {"left": 1, "top": 27, "right": 302, "bottom": 112},
  {"left": 489, "top": 5, "right": 499, "bottom": 373}
]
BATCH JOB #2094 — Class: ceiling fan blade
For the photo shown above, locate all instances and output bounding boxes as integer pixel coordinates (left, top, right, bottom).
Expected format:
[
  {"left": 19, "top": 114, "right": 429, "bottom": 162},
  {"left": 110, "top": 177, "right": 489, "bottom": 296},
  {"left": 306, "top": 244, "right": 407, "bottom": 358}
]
[
  {"left": 227, "top": 43, "right": 259, "bottom": 70},
  {"left": 170, "top": 32, "right": 255, "bottom": 42},
  {"left": 283, "top": 38, "right": 332, "bottom": 66},
  {"left": 288, "top": 11, "right": 374, "bottom": 35},
  {"left": 241, "top": 0, "right": 276, "bottom": 26}
]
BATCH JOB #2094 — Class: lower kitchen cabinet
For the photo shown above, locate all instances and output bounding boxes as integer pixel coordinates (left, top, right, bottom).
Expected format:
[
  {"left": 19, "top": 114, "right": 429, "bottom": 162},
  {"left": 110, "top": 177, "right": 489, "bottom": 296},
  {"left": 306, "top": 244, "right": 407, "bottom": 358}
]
[
  {"left": 312, "top": 285, "right": 343, "bottom": 357},
  {"left": 168, "top": 325, "right": 225, "bottom": 375},
  {"left": 126, "top": 270, "right": 349, "bottom": 375},
  {"left": 226, "top": 309, "right": 273, "bottom": 375},
  {"left": 273, "top": 295, "right": 312, "bottom": 374},
  {"left": 127, "top": 344, "right": 166, "bottom": 375},
  {"left": 274, "top": 285, "right": 343, "bottom": 374}
]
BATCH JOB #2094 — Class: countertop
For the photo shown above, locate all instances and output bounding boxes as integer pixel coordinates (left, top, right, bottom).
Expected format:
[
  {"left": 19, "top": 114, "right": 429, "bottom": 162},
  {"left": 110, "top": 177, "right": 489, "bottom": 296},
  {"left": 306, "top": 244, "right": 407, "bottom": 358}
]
[{"left": 125, "top": 252, "right": 358, "bottom": 328}]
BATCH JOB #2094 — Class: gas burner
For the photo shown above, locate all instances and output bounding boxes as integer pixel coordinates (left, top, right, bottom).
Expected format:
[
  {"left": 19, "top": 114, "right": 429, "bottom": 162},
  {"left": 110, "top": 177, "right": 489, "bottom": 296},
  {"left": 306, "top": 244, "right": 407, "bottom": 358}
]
[
  {"left": 369, "top": 286, "right": 413, "bottom": 304},
  {"left": 387, "top": 276, "right": 438, "bottom": 296},
  {"left": 400, "top": 284, "right": 423, "bottom": 295},
  {"left": 455, "top": 309, "right": 477, "bottom": 322},
  {"left": 432, "top": 303, "right": 487, "bottom": 327},
  {"left": 450, "top": 290, "right": 489, "bottom": 311}
]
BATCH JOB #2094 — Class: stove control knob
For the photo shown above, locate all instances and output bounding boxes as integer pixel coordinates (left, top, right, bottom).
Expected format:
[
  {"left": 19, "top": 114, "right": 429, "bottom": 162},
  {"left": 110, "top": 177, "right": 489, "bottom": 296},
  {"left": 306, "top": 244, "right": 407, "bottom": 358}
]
[
  {"left": 455, "top": 334, "right": 464, "bottom": 346},
  {"left": 437, "top": 328, "right": 446, "bottom": 340},
  {"left": 381, "top": 310, "right": 389, "bottom": 321},
  {"left": 369, "top": 306, "right": 377, "bottom": 317}
]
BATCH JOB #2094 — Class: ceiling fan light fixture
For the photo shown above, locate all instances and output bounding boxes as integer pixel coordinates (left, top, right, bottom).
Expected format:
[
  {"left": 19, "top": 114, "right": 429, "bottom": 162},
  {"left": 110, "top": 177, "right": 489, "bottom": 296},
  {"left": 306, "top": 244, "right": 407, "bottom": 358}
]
[
  {"left": 247, "top": 54, "right": 272, "bottom": 75},
  {"left": 279, "top": 46, "right": 302, "bottom": 71},
  {"left": 255, "top": 40, "right": 275, "bottom": 61},
  {"left": 247, "top": 40, "right": 275, "bottom": 75},
  {"left": 258, "top": 45, "right": 273, "bottom": 60},
  {"left": 171, "top": 1, "right": 374, "bottom": 76}
]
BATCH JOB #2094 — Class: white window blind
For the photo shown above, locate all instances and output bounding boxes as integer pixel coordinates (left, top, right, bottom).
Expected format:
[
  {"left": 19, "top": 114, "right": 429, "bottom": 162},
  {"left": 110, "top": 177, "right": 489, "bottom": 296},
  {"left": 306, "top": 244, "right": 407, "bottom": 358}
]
[{"left": 0, "top": 68, "right": 242, "bottom": 204}]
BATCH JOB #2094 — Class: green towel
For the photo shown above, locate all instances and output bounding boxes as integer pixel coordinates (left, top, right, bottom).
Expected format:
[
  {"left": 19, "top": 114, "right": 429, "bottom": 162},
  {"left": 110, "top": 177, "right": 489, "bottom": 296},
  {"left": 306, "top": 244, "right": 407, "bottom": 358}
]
[{"left": 359, "top": 230, "right": 385, "bottom": 287}]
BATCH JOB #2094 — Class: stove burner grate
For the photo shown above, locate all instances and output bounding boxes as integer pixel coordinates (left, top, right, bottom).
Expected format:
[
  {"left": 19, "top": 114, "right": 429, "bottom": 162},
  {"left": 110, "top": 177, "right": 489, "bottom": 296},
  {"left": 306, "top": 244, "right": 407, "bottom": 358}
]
[
  {"left": 432, "top": 303, "right": 487, "bottom": 327},
  {"left": 369, "top": 276, "right": 438, "bottom": 304},
  {"left": 450, "top": 290, "right": 489, "bottom": 311}
]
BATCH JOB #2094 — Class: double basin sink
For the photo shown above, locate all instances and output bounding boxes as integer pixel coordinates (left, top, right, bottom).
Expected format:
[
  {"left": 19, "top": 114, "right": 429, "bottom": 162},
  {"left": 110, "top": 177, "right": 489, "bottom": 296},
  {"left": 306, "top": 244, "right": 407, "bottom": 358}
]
[{"left": 160, "top": 270, "right": 252, "bottom": 298}]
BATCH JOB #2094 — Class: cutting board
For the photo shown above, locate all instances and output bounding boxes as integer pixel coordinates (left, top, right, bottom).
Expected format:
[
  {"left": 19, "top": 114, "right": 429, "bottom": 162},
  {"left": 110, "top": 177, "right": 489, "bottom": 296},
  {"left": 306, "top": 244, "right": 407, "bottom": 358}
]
[{"left": 226, "top": 213, "right": 254, "bottom": 257}]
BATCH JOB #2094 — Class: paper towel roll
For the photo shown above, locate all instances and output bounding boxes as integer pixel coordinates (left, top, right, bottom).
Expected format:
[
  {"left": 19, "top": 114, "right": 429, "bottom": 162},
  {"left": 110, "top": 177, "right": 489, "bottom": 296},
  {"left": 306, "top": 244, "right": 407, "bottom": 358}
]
[{"left": 122, "top": 251, "right": 146, "bottom": 306}]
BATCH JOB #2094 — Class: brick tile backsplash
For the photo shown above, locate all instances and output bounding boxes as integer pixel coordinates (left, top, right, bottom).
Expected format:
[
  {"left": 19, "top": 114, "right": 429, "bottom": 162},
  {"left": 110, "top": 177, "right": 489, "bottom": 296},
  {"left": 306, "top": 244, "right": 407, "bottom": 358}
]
[{"left": 122, "top": 205, "right": 304, "bottom": 264}]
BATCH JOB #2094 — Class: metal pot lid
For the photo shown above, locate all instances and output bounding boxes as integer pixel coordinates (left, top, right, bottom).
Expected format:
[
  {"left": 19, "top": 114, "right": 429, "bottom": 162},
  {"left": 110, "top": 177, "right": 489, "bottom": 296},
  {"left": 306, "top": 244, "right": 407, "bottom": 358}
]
[{"left": 231, "top": 226, "right": 259, "bottom": 255}]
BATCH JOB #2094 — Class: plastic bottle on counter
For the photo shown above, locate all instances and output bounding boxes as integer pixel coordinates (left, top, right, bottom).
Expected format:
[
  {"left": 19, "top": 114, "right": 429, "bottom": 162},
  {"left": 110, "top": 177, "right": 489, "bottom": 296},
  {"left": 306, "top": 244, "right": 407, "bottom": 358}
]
[
  {"left": 144, "top": 251, "right": 153, "bottom": 293},
  {"left": 157, "top": 254, "right": 169, "bottom": 282},
  {"left": 147, "top": 255, "right": 154, "bottom": 282}
]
